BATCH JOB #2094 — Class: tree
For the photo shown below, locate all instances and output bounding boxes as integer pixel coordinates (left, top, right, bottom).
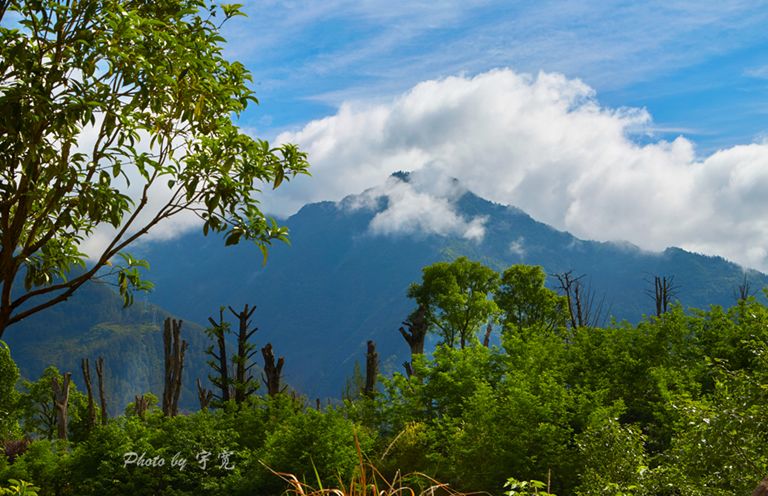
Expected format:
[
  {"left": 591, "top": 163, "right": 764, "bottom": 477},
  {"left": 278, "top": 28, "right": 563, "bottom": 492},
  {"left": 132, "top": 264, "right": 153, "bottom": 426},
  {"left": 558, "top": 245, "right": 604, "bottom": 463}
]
[
  {"left": 205, "top": 308, "right": 231, "bottom": 404},
  {"left": 408, "top": 257, "right": 499, "bottom": 348},
  {"left": 229, "top": 304, "right": 259, "bottom": 404},
  {"left": 0, "top": 0, "right": 309, "bottom": 338},
  {"left": 204, "top": 304, "right": 260, "bottom": 407},
  {"left": 261, "top": 343, "right": 284, "bottom": 397},
  {"left": 17, "top": 365, "right": 88, "bottom": 440},
  {"left": 0, "top": 341, "right": 19, "bottom": 437},
  {"left": 398, "top": 304, "right": 429, "bottom": 376},
  {"left": 162, "top": 318, "right": 187, "bottom": 416},
  {"left": 51, "top": 372, "right": 72, "bottom": 440},
  {"left": 495, "top": 265, "right": 567, "bottom": 333},
  {"left": 554, "top": 271, "right": 607, "bottom": 329},
  {"left": 644, "top": 274, "right": 679, "bottom": 317}
]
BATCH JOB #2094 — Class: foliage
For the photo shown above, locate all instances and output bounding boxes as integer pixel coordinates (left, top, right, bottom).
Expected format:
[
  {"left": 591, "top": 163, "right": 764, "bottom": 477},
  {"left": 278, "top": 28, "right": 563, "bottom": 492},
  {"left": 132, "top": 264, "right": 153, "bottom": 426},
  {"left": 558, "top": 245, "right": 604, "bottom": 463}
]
[
  {"left": 16, "top": 367, "right": 89, "bottom": 441},
  {"left": 0, "top": 0, "right": 309, "bottom": 336},
  {"left": 496, "top": 264, "right": 567, "bottom": 333},
  {"left": 408, "top": 257, "right": 499, "bottom": 348},
  {"left": 0, "top": 479, "right": 40, "bottom": 496},
  {"left": 235, "top": 407, "right": 375, "bottom": 495},
  {"left": 4, "top": 261, "right": 768, "bottom": 495},
  {"left": 0, "top": 342, "right": 20, "bottom": 437},
  {"left": 504, "top": 477, "right": 556, "bottom": 496}
]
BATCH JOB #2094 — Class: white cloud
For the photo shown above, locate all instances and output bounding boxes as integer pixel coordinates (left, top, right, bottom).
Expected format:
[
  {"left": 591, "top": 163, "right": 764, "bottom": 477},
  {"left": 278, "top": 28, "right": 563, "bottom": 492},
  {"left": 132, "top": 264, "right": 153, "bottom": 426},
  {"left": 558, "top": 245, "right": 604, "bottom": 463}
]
[
  {"left": 509, "top": 237, "right": 526, "bottom": 258},
  {"left": 272, "top": 68, "right": 768, "bottom": 271},
  {"left": 72, "top": 117, "right": 201, "bottom": 260},
  {"left": 343, "top": 168, "right": 487, "bottom": 240}
]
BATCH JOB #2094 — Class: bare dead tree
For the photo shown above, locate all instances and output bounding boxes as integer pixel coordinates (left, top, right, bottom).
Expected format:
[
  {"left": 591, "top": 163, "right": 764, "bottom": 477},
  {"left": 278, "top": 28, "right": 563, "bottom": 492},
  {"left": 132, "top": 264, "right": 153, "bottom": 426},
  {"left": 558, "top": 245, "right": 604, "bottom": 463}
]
[
  {"left": 95, "top": 357, "right": 108, "bottom": 425},
  {"left": 206, "top": 309, "right": 231, "bottom": 404},
  {"left": 555, "top": 271, "right": 608, "bottom": 329},
  {"left": 482, "top": 321, "right": 493, "bottom": 347},
  {"left": 398, "top": 305, "right": 428, "bottom": 376},
  {"left": 51, "top": 372, "right": 71, "bottom": 440},
  {"left": 261, "top": 343, "right": 285, "bottom": 397},
  {"left": 196, "top": 378, "right": 213, "bottom": 411},
  {"left": 162, "top": 318, "right": 188, "bottom": 416},
  {"left": 134, "top": 394, "right": 150, "bottom": 419},
  {"left": 80, "top": 358, "right": 96, "bottom": 429},
  {"left": 735, "top": 273, "right": 756, "bottom": 302},
  {"left": 363, "top": 340, "right": 379, "bottom": 398},
  {"left": 644, "top": 275, "right": 679, "bottom": 317},
  {"left": 228, "top": 304, "right": 259, "bottom": 404}
]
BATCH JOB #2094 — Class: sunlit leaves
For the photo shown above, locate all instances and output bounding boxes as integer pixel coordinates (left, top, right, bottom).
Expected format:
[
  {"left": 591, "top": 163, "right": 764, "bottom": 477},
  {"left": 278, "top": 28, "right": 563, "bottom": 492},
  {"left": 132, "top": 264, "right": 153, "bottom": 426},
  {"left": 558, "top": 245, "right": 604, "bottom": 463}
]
[{"left": 0, "top": 0, "right": 308, "bottom": 329}]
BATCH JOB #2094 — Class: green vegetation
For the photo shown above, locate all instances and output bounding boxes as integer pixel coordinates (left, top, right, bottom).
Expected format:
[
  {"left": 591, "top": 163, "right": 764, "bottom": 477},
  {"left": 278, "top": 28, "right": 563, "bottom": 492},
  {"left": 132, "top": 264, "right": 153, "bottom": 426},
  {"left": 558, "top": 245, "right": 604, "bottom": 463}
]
[
  {"left": 0, "top": 0, "right": 308, "bottom": 337},
  {"left": 1, "top": 260, "right": 768, "bottom": 494}
]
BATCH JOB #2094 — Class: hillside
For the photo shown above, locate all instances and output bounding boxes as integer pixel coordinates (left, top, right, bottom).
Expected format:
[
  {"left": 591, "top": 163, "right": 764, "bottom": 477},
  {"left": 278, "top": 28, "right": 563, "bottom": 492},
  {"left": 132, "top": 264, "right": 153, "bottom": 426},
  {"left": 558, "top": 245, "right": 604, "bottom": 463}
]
[
  {"left": 4, "top": 281, "right": 210, "bottom": 413},
  {"left": 133, "top": 174, "right": 768, "bottom": 398}
]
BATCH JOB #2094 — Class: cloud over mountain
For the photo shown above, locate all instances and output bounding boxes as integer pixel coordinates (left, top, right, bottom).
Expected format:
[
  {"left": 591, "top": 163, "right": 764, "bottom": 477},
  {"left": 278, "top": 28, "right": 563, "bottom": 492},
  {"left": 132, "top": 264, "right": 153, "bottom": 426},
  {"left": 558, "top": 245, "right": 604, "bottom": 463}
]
[{"left": 270, "top": 68, "right": 768, "bottom": 271}]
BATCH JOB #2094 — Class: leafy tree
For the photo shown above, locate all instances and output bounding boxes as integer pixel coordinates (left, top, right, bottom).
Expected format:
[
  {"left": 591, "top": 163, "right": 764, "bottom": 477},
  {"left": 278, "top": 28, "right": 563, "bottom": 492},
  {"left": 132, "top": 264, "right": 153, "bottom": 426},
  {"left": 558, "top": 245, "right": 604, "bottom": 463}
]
[
  {"left": 17, "top": 366, "right": 89, "bottom": 441},
  {"left": 407, "top": 257, "right": 499, "bottom": 348},
  {"left": 575, "top": 404, "right": 649, "bottom": 495},
  {"left": 0, "top": 341, "right": 20, "bottom": 437},
  {"left": 495, "top": 264, "right": 567, "bottom": 333},
  {"left": 0, "top": 0, "right": 309, "bottom": 338}
]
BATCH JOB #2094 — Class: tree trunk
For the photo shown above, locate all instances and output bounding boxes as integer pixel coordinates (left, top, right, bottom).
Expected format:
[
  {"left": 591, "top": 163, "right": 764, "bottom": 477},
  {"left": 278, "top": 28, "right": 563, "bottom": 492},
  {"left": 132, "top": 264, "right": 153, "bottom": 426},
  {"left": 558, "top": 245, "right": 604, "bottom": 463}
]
[
  {"left": 196, "top": 378, "right": 213, "bottom": 411},
  {"left": 261, "top": 343, "right": 284, "bottom": 397},
  {"left": 364, "top": 340, "right": 378, "bottom": 398},
  {"left": 398, "top": 305, "right": 428, "bottom": 375},
  {"left": 80, "top": 358, "right": 96, "bottom": 429},
  {"left": 51, "top": 372, "right": 71, "bottom": 440},
  {"left": 95, "top": 357, "right": 108, "bottom": 425},
  {"left": 162, "top": 318, "right": 187, "bottom": 416},
  {"left": 229, "top": 304, "right": 258, "bottom": 404},
  {"left": 482, "top": 322, "right": 493, "bottom": 347},
  {"left": 134, "top": 394, "right": 149, "bottom": 419},
  {"left": 206, "top": 309, "right": 230, "bottom": 403}
]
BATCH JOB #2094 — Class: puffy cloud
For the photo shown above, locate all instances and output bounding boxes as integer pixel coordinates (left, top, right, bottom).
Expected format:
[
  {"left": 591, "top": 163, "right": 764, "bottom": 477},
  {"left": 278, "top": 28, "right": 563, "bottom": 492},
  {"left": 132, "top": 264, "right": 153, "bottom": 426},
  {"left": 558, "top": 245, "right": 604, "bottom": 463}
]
[
  {"left": 271, "top": 68, "right": 768, "bottom": 271},
  {"left": 343, "top": 168, "right": 487, "bottom": 240}
]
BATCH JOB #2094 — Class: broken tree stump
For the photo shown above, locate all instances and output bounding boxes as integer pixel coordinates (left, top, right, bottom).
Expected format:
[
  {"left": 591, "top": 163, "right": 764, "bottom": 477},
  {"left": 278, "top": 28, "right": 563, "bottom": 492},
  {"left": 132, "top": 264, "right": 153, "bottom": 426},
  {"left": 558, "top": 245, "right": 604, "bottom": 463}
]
[
  {"left": 364, "top": 340, "right": 378, "bottom": 398},
  {"left": 51, "top": 372, "right": 71, "bottom": 440},
  {"left": 261, "top": 343, "right": 284, "bottom": 397},
  {"left": 162, "top": 318, "right": 188, "bottom": 416}
]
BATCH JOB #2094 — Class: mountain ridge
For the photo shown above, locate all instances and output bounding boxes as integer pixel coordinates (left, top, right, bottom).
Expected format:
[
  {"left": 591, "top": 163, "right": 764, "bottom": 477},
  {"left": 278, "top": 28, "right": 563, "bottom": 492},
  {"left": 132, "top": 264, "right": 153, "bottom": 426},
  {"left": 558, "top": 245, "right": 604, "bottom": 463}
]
[{"left": 6, "top": 175, "right": 767, "bottom": 403}]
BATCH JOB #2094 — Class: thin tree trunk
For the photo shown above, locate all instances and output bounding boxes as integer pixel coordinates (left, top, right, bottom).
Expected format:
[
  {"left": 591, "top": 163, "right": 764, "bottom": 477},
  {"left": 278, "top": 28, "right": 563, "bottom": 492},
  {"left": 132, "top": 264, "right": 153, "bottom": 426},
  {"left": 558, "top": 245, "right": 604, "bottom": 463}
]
[
  {"left": 134, "top": 394, "right": 149, "bottom": 419},
  {"left": 95, "top": 357, "right": 108, "bottom": 425},
  {"left": 364, "top": 340, "right": 378, "bottom": 398},
  {"left": 162, "top": 318, "right": 187, "bottom": 416},
  {"left": 80, "top": 358, "right": 96, "bottom": 429},
  {"left": 196, "top": 378, "right": 212, "bottom": 411},
  {"left": 261, "top": 343, "right": 284, "bottom": 397},
  {"left": 51, "top": 372, "right": 71, "bottom": 440}
]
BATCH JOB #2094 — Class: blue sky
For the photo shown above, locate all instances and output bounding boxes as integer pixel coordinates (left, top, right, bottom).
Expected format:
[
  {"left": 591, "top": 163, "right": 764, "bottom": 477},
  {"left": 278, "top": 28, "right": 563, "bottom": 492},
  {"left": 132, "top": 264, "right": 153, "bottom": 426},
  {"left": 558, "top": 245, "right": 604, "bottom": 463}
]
[
  {"left": 204, "top": 2, "right": 768, "bottom": 271},
  {"left": 223, "top": 1, "right": 768, "bottom": 155}
]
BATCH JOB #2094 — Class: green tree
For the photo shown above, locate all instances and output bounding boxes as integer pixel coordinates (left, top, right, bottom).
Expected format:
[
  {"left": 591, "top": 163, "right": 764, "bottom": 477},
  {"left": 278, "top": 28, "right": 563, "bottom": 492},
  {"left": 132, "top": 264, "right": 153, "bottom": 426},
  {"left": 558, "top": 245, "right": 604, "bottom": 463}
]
[
  {"left": 408, "top": 257, "right": 499, "bottom": 348},
  {"left": 17, "top": 366, "right": 89, "bottom": 441},
  {"left": 0, "top": 0, "right": 309, "bottom": 338},
  {"left": 0, "top": 341, "right": 20, "bottom": 437},
  {"left": 495, "top": 264, "right": 567, "bottom": 333}
]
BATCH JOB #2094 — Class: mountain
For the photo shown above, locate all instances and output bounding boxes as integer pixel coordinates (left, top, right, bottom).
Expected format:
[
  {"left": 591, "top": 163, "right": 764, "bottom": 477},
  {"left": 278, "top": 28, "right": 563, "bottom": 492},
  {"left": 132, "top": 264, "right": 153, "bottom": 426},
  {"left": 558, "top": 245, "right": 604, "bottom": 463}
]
[
  {"left": 130, "top": 173, "right": 768, "bottom": 399},
  {"left": 4, "top": 281, "right": 210, "bottom": 413},
  {"left": 6, "top": 173, "right": 765, "bottom": 404}
]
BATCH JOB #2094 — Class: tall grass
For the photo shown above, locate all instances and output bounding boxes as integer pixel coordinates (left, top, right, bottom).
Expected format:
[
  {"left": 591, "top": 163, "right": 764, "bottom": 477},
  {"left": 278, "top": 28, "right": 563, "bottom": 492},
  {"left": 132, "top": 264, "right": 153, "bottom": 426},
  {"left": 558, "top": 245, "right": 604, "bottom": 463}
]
[{"left": 266, "top": 432, "right": 485, "bottom": 496}]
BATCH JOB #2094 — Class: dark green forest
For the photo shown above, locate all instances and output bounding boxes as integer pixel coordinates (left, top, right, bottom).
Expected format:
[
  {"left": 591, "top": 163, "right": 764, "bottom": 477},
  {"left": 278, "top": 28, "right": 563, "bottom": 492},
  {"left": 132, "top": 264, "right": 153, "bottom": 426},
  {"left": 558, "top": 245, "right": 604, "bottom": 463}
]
[{"left": 2, "top": 259, "right": 768, "bottom": 495}]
